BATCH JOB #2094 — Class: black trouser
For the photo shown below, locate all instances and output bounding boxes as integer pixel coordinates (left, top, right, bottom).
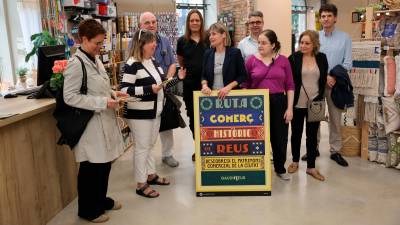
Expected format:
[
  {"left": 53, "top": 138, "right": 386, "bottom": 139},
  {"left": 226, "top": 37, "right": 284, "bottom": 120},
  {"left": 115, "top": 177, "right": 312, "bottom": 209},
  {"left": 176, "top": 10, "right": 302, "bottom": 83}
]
[
  {"left": 290, "top": 108, "right": 319, "bottom": 168},
  {"left": 270, "top": 93, "right": 289, "bottom": 174},
  {"left": 183, "top": 81, "right": 200, "bottom": 139},
  {"left": 77, "top": 161, "right": 114, "bottom": 220}
]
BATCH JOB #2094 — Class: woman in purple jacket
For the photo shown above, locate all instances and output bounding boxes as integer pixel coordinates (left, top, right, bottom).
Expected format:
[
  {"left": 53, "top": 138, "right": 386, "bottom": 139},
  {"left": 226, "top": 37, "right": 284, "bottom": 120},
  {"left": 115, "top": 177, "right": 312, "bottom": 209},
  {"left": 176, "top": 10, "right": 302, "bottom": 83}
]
[{"left": 243, "top": 29, "right": 295, "bottom": 180}]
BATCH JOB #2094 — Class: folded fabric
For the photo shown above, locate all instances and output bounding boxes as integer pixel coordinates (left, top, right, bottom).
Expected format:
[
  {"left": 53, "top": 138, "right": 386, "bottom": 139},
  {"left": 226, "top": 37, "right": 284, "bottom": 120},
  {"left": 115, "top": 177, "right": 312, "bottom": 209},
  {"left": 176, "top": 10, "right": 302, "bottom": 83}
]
[
  {"left": 381, "top": 97, "right": 400, "bottom": 134},
  {"left": 384, "top": 56, "right": 396, "bottom": 96}
]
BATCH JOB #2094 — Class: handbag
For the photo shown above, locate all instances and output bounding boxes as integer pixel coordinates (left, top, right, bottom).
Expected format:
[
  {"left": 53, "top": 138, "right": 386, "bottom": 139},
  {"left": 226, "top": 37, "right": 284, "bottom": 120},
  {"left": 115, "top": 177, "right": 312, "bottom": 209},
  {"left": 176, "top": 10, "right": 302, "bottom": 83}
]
[
  {"left": 301, "top": 85, "right": 327, "bottom": 122},
  {"left": 159, "top": 91, "right": 186, "bottom": 132},
  {"left": 53, "top": 55, "right": 94, "bottom": 149}
]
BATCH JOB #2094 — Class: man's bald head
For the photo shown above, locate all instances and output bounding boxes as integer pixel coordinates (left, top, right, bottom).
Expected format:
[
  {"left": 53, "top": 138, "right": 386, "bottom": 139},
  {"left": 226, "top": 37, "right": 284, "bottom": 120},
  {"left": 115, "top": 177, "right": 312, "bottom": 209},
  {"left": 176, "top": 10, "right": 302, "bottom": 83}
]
[{"left": 139, "top": 12, "right": 157, "bottom": 33}]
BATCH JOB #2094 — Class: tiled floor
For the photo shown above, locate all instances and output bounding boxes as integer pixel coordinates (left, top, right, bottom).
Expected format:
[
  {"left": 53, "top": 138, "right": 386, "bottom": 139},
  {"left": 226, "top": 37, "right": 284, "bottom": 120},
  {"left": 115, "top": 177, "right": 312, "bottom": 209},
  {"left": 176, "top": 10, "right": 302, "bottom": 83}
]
[{"left": 47, "top": 110, "right": 400, "bottom": 225}]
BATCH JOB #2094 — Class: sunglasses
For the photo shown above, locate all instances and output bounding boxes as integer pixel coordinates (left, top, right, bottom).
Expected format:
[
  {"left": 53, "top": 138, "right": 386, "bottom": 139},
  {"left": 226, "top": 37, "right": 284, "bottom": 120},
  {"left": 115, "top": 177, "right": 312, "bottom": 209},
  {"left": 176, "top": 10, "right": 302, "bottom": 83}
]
[{"left": 138, "top": 29, "right": 151, "bottom": 40}]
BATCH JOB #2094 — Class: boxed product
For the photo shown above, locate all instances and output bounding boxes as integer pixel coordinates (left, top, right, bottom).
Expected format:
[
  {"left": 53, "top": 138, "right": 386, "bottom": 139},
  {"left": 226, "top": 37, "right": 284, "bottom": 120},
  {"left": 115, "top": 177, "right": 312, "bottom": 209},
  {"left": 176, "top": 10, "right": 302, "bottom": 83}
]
[
  {"left": 96, "top": 3, "right": 108, "bottom": 16},
  {"left": 64, "top": 0, "right": 85, "bottom": 7},
  {"left": 108, "top": 4, "right": 117, "bottom": 17}
]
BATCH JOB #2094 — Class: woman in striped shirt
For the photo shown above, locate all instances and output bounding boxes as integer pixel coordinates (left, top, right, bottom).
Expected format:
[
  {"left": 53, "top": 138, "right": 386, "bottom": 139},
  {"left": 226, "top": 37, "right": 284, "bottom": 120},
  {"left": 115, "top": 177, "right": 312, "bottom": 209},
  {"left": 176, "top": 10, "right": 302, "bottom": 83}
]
[{"left": 120, "top": 29, "right": 185, "bottom": 198}]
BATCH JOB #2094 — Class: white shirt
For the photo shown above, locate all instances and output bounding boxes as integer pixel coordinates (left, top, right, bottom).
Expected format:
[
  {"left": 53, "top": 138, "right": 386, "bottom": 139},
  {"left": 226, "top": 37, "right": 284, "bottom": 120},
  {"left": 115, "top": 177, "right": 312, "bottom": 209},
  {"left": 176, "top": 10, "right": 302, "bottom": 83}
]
[{"left": 238, "top": 36, "right": 258, "bottom": 61}]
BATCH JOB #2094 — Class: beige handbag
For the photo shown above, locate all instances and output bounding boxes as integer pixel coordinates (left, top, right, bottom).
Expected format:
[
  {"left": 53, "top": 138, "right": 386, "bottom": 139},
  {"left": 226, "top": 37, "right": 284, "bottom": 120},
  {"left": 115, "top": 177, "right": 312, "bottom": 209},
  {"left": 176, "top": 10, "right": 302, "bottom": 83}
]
[{"left": 302, "top": 85, "right": 327, "bottom": 122}]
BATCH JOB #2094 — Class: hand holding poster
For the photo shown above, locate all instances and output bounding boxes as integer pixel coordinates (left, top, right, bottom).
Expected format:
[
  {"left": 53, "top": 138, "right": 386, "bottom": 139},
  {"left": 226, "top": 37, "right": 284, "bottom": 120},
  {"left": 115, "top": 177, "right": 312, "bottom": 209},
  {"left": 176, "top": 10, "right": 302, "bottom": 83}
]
[{"left": 194, "top": 89, "right": 271, "bottom": 196}]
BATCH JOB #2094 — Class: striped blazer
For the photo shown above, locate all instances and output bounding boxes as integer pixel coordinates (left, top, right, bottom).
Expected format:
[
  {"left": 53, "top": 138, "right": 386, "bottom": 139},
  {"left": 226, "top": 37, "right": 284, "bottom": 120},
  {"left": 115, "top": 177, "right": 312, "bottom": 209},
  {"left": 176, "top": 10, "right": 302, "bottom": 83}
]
[{"left": 120, "top": 57, "right": 179, "bottom": 119}]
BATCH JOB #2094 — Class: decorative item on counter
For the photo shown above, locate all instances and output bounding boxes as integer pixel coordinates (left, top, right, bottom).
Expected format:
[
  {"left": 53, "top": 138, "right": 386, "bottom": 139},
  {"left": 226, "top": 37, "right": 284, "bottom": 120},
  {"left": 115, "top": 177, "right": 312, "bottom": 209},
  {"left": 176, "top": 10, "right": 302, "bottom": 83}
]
[
  {"left": 16, "top": 67, "right": 28, "bottom": 85},
  {"left": 50, "top": 60, "right": 68, "bottom": 91}
]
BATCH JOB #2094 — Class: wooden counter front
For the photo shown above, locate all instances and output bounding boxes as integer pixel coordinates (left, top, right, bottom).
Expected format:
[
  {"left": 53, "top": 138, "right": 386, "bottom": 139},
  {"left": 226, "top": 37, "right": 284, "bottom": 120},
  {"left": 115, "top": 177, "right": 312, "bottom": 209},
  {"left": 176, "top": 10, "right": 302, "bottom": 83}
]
[{"left": 0, "top": 96, "right": 78, "bottom": 225}]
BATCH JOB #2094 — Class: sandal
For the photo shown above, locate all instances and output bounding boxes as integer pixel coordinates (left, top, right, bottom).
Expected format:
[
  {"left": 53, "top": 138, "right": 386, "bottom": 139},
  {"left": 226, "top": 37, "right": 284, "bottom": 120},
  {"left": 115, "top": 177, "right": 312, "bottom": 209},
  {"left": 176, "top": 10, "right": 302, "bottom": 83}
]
[
  {"left": 288, "top": 162, "right": 299, "bottom": 173},
  {"left": 136, "top": 184, "right": 159, "bottom": 198},
  {"left": 306, "top": 169, "right": 325, "bottom": 181},
  {"left": 147, "top": 175, "right": 170, "bottom": 185}
]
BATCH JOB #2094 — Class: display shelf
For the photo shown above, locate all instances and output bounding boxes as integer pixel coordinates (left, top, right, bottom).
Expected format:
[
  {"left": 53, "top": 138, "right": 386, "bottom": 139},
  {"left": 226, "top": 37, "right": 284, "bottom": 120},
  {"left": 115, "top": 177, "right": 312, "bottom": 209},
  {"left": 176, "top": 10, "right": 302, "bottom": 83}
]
[
  {"left": 375, "top": 9, "right": 400, "bottom": 14},
  {"left": 92, "top": 14, "right": 117, "bottom": 20}
]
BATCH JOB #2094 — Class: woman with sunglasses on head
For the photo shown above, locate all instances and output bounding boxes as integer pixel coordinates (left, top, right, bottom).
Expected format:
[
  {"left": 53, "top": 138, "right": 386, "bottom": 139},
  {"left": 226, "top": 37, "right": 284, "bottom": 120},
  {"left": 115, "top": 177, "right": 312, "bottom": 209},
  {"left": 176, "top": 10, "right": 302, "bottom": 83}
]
[
  {"left": 287, "top": 30, "right": 327, "bottom": 181},
  {"left": 200, "top": 22, "right": 247, "bottom": 99},
  {"left": 120, "top": 29, "right": 186, "bottom": 198},
  {"left": 176, "top": 9, "right": 209, "bottom": 161},
  {"left": 242, "top": 29, "right": 295, "bottom": 181}
]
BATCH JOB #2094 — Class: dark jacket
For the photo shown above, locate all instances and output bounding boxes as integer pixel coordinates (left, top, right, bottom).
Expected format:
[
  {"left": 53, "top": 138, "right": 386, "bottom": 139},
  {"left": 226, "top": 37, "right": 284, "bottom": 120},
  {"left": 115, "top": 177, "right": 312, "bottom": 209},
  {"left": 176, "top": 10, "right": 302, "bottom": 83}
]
[
  {"left": 201, "top": 47, "right": 247, "bottom": 88},
  {"left": 330, "top": 64, "right": 354, "bottom": 110},
  {"left": 288, "top": 51, "right": 328, "bottom": 105}
]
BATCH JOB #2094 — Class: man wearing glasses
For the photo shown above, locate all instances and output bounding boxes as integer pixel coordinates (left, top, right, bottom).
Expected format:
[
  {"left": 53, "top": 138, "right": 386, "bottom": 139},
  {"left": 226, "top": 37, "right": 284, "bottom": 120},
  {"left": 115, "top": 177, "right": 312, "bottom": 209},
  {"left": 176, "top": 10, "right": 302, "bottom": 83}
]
[
  {"left": 138, "top": 12, "right": 179, "bottom": 167},
  {"left": 238, "top": 11, "right": 264, "bottom": 61}
]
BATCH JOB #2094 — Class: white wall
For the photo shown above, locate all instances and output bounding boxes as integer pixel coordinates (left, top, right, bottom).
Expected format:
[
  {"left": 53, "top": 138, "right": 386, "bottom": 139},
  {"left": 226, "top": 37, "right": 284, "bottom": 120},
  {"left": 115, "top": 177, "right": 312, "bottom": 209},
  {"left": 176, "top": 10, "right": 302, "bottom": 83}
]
[
  {"left": 256, "top": 0, "right": 292, "bottom": 56},
  {"left": 329, "top": 0, "right": 380, "bottom": 39}
]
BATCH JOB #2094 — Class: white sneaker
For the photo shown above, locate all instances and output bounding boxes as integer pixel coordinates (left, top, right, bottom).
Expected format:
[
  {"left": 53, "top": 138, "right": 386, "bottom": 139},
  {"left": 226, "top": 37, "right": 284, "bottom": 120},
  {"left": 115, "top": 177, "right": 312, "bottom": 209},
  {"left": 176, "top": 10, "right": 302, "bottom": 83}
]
[
  {"left": 276, "top": 173, "right": 290, "bottom": 181},
  {"left": 162, "top": 156, "right": 179, "bottom": 167}
]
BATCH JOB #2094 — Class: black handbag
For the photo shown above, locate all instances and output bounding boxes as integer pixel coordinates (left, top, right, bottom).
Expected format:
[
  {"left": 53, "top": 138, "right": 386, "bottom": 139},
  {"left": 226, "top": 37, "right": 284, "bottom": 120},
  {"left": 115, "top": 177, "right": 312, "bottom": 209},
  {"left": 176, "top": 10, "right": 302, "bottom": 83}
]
[
  {"left": 53, "top": 55, "right": 94, "bottom": 149},
  {"left": 159, "top": 92, "right": 186, "bottom": 132}
]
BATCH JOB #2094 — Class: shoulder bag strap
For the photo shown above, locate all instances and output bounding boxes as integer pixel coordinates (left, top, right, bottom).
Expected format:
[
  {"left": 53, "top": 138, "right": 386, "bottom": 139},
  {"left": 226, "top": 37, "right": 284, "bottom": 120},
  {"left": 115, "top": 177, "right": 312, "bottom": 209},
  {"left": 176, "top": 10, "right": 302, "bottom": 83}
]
[
  {"left": 301, "top": 83, "right": 310, "bottom": 101},
  {"left": 75, "top": 55, "right": 88, "bottom": 95}
]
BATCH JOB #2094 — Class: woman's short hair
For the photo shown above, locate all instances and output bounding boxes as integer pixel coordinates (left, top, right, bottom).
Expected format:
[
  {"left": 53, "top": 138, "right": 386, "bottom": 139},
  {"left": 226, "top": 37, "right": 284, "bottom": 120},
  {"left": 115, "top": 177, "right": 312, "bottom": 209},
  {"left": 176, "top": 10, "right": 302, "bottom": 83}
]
[
  {"left": 78, "top": 19, "right": 106, "bottom": 41},
  {"left": 130, "top": 29, "right": 156, "bottom": 62},
  {"left": 208, "top": 22, "right": 231, "bottom": 47},
  {"left": 299, "top": 30, "right": 320, "bottom": 55},
  {"left": 259, "top": 29, "right": 281, "bottom": 53},
  {"left": 184, "top": 9, "right": 206, "bottom": 42}
]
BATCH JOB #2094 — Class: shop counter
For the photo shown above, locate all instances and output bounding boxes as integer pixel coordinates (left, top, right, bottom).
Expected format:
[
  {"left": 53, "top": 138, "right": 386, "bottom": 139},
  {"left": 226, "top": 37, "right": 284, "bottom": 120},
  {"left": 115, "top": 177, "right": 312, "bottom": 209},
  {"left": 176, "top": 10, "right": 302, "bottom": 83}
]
[{"left": 0, "top": 96, "right": 78, "bottom": 225}]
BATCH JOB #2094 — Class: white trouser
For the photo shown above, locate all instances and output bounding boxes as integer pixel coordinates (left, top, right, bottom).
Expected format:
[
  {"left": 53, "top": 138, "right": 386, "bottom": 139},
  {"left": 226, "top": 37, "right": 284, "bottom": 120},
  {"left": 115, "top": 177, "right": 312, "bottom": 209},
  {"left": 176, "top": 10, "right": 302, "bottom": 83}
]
[
  {"left": 160, "top": 129, "right": 174, "bottom": 158},
  {"left": 128, "top": 117, "right": 161, "bottom": 183}
]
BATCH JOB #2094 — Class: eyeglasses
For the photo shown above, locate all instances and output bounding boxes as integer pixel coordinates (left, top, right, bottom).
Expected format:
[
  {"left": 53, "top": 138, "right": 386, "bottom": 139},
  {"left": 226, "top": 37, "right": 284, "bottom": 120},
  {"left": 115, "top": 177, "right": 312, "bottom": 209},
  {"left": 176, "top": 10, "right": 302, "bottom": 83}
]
[{"left": 248, "top": 21, "right": 263, "bottom": 26}]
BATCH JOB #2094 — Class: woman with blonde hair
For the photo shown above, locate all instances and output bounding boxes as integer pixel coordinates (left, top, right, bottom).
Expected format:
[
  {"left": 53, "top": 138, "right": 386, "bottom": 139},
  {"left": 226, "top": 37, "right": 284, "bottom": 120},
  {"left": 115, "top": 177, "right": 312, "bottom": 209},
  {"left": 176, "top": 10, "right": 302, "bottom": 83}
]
[
  {"left": 288, "top": 30, "right": 328, "bottom": 181},
  {"left": 201, "top": 22, "right": 247, "bottom": 99},
  {"left": 120, "top": 29, "right": 186, "bottom": 197}
]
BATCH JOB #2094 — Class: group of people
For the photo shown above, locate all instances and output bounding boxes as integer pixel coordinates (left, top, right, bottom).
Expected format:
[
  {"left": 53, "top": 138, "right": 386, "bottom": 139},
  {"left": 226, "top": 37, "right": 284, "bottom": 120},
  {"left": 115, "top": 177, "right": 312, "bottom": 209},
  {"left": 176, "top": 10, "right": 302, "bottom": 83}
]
[{"left": 61, "top": 3, "right": 352, "bottom": 223}]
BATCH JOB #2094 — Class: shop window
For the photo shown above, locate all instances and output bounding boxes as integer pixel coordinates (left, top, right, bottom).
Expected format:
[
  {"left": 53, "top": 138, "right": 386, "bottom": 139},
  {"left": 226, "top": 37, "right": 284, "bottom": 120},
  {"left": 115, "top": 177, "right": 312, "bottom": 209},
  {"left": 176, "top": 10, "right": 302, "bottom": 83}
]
[
  {"left": 0, "top": 0, "right": 41, "bottom": 90},
  {"left": 176, "top": 0, "right": 205, "bottom": 37},
  {"left": 0, "top": 0, "right": 13, "bottom": 87}
]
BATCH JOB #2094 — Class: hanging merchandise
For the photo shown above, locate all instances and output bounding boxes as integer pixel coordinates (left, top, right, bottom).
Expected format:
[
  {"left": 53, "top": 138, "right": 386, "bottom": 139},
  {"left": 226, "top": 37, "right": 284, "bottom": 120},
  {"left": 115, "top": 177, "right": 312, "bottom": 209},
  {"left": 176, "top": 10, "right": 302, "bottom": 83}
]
[
  {"left": 383, "top": 55, "right": 396, "bottom": 96},
  {"left": 350, "top": 41, "right": 381, "bottom": 97},
  {"left": 218, "top": 11, "right": 235, "bottom": 47},
  {"left": 119, "top": 12, "right": 178, "bottom": 57},
  {"left": 395, "top": 56, "right": 400, "bottom": 96}
]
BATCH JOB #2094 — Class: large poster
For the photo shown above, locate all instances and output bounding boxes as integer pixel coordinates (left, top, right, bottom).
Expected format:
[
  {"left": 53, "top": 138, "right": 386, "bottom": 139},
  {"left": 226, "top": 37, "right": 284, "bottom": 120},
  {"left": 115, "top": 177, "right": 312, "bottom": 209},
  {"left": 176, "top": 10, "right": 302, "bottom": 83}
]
[{"left": 194, "top": 90, "right": 271, "bottom": 196}]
